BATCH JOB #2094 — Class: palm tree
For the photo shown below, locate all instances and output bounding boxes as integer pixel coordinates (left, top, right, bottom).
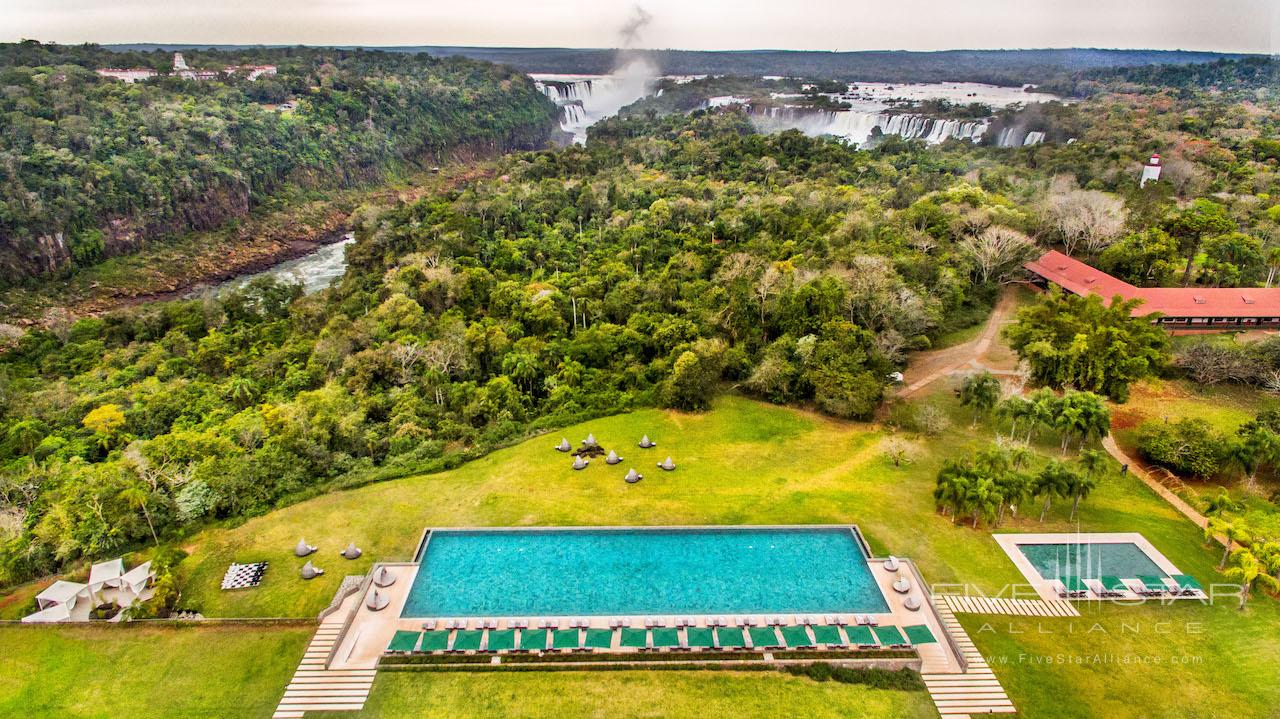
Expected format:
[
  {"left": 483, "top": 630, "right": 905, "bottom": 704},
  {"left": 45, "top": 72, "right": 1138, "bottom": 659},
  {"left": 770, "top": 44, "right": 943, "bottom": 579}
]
[
  {"left": 1230, "top": 426, "right": 1280, "bottom": 492},
  {"left": 1066, "top": 470, "right": 1099, "bottom": 521},
  {"left": 965, "top": 476, "right": 999, "bottom": 528},
  {"left": 934, "top": 461, "right": 972, "bottom": 522},
  {"left": 1026, "top": 388, "right": 1060, "bottom": 444},
  {"left": 1203, "top": 488, "right": 1243, "bottom": 517},
  {"left": 956, "top": 372, "right": 1002, "bottom": 428},
  {"left": 1206, "top": 518, "right": 1252, "bottom": 569},
  {"left": 120, "top": 484, "right": 159, "bottom": 546},
  {"left": 994, "top": 470, "right": 1033, "bottom": 525},
  {"left": 1034, "top": 460, "right": 1075, "bottom": 522},
  {"left": 1223, "top": 548, "right": 1280, "bottom": 610},
  {"left": 997, "top": 397, "right": 1032, "bottom": 441}
]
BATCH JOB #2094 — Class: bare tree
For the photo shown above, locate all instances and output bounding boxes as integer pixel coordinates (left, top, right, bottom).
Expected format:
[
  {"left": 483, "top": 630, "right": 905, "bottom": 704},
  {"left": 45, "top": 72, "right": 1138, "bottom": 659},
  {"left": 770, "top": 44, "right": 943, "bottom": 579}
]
[
  {"left": 881, "top": 436, "right": 916, "bottom": 467},
  {"left": 957, "top": 226, "right": 1039, "bottom": 284},
  {"left": 1045, "top": 187, "right": 1128, "bottom": 255},
  {"left": 390, "top": 341, "right": 427, "bottom": 385}
]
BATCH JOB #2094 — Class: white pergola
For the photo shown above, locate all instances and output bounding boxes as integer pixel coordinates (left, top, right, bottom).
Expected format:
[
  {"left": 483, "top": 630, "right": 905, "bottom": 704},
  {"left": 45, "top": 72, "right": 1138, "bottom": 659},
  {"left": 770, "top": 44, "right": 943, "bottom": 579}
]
[
  {"left": 35, "top": 580, "right": 89, "bottom": 610},
  {"left": 25, "top": 557, "right": 158, "bottom": 623},
  {"left": 118, "top": 561, "right": 154, "bottom": 604},
  {"left": 88, "top": 558, "right": 125, "bottom": 595},
  {"left": 22, "top": 603, "right": 71, "bottom": 623}
]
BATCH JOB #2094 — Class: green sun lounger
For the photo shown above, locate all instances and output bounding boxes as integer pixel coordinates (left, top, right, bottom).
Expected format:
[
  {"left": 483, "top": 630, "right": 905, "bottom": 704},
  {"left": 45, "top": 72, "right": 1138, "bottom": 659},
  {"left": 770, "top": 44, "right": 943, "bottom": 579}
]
[
  {"left": 584, "top": 628, "right": 614, "bottom": 650},
  {"left": 780, "top": 625, "right": 814, "bottom": 649},
  {"left": 845, "top": 624, "right": 877, "bottom": 647},
  {"left": 386, "top": 630, "right": 420, "bottom": 653},
  {"left": 1099, "top": 575, "right": 1129, "bottom": 596},
  {"left": 620, "top": 628, "right": 649, "bottom": 649},
  {"left": 1170, "top": 574, "right": 1203, "bottom": 594},
  {"left": 748, "top": 626, "right": 781, "bottom": 649},
  {"left": 451, "top": 629, "right": 483, "bottom": 652},
  {"left": 873, "top": 625, "right": 909, "bottom": 648},
  {"left": 485, "top": 629, "right": 516, "bottom": 652},
  {"left": 1137, "top": 576, "right": 1169, "bottom": 595},
  {"left": 552, "top": 629, "right": 581, "bottom": 651},
  {"left": 419, "top": 630, "right": 450, "bottom": 653},
  {"left": 651, "top": 627, "right": 681, "bottom": 649},
  {"left": 903, "top": 625, "right": 937, "bottom": 645},
  {"left": 685, "top": 627, "right": 715, "bottom": 650},
  {"left": 716, "top": 626, "right": 747, "bottom": 649},
  {"left": 518, "top": 628, "right": 549, "bottom": 652},
  {"left": 810, "top": 624, "right": 846, "bottom": 647},
  {"left": 1057, "top": 575, "right": 1090, "bottom": 597}
]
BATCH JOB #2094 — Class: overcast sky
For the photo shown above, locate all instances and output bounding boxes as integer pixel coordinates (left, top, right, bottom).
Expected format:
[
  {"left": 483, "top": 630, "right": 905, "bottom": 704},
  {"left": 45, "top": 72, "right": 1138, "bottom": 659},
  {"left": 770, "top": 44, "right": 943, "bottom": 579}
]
[{"left": 4, "top": 0, "right": 1277, "bottom": 54}]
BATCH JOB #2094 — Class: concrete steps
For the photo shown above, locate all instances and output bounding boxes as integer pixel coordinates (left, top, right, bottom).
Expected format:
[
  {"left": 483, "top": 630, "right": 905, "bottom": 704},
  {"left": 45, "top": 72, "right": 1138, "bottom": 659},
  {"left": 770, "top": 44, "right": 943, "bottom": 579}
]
[
  {"left": 272, "top": 616, "right": 375, "bottom": 718},
  {"left": 922, "top": 601, "right": 1017, "bottom": 717}
]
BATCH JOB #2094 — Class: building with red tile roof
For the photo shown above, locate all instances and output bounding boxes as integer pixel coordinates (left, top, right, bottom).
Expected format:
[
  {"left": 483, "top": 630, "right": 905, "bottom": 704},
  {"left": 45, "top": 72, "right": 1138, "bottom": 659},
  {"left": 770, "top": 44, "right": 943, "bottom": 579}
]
[{"left": 1024, "top": 250, "right": 1280, "bottom": 329}]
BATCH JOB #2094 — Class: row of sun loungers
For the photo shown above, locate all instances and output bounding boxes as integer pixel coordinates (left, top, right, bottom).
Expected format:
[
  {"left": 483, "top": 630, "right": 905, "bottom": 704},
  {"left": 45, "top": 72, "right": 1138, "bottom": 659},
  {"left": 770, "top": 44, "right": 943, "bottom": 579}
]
[
  {"left": 386, "top": 623, "right": 938, "bottom": 655},
  {"left": 1054, "top": 574, "right": 1204, "bottom": 599}
]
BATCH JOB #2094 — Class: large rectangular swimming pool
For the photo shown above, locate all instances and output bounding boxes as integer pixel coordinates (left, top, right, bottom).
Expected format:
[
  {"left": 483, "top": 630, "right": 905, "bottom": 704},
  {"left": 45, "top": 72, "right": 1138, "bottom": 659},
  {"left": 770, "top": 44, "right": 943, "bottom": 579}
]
[
  {"left": 1017, "top": 542, "right": 1166, "bottom": 581},
  {"left": 401, "top": 527, "right": 891, "bottom": 618}
]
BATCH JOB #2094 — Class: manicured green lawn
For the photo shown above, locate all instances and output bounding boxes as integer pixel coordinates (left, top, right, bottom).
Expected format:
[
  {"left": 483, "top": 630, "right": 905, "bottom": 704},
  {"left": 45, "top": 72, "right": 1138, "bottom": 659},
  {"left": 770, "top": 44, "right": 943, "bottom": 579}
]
[
  {"left": 175, "top": 394, "right": 1038, "bottom": 618},
  {"left": 960, "top": 599, "right": 1280, "bottom": 718},
  {"left": 327, "top": 671, "right": 936, "bottom": 719},
  {"left": 173, "top": 390, "right": 1266, "bottom": 620},
  {"left": 0, "top": 623, "right": 311, "bottom": 718}
]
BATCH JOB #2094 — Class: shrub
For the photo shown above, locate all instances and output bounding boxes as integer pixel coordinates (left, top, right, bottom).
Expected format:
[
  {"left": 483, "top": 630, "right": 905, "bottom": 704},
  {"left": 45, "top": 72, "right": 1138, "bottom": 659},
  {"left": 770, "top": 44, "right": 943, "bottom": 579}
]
[{"left": 1136, "top": 418, "right": 1227, "bottom": 478}]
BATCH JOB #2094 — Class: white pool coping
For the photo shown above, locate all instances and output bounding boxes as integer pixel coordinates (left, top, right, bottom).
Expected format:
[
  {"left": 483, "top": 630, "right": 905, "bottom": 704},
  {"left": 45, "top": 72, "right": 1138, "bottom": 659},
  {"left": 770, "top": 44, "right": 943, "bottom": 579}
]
[
  {"left": 328, "top": 525, "right": 962, "bottom": 673},
  {"left": 993, "top": 532, "right": 1191, "bottom": 602}
]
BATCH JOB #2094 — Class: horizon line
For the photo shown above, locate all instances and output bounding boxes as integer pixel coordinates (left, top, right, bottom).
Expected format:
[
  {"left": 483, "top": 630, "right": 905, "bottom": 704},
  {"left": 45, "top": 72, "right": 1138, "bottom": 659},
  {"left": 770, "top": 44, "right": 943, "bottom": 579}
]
[{"left": 11, "top": 39, "right": 1267, "bottom": 57}]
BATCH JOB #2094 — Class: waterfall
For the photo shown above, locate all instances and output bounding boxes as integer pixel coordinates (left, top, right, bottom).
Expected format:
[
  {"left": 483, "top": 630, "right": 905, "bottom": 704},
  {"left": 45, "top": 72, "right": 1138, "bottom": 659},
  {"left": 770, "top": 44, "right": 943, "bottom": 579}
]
[
  {"left": 533, "top": 67, "right": 657, "bottom": 144},
  {"left": 753, "top": 107, "right": 990, "bottom": 146},
  {"left": 993, "top": 127, "right": 1047, "bottom": 147}
]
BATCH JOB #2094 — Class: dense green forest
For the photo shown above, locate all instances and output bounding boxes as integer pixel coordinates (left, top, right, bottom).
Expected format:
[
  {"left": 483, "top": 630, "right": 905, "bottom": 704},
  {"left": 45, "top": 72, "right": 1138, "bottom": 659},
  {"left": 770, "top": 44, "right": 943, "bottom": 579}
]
[
  {"left": 0, "top": 53, "right": 1279, "bottom": 592},
  {"left": 0, "top": 41, "right": 559, "bottom": 284}
]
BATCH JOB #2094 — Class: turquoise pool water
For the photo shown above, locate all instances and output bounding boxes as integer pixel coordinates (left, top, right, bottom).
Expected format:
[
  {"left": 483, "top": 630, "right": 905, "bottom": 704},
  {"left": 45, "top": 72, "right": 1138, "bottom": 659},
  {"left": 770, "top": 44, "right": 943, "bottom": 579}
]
[
  {"left": 401, "top": 527, "right": 890, "bottom": 617},
  {"left": 1017, "top": 542, "right": 1166, "bottom": 580}
]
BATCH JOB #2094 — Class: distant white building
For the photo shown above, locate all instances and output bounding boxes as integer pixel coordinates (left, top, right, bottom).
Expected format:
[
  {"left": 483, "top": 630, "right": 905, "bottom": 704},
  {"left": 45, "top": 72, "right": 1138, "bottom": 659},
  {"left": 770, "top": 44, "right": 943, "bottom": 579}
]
[
  {"left": 95, "top": 68, "right": 159, "bottom": 83},
  {"left": 1140, "top": 153, "right": 1163, "bottom": 187},
  {"left": 96, "top": 52, "right": 276, "bottom": 84}
]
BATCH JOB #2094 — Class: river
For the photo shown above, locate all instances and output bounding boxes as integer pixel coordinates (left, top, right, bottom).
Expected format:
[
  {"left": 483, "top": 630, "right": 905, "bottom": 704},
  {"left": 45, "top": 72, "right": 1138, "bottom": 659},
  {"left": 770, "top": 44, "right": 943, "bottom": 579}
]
[{"left": 210, "top": 233, "right": 354, "bottom": 296}]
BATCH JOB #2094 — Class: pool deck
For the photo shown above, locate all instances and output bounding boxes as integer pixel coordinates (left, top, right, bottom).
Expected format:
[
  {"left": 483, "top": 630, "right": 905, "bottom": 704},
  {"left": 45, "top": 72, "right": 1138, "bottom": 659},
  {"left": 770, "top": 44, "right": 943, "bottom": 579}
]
[
  {"left": 993, "top": 532, "right": 1198, "bottom": 602},
  {"left": 326, "top": 557, "right": 963, "bottom": 675}
]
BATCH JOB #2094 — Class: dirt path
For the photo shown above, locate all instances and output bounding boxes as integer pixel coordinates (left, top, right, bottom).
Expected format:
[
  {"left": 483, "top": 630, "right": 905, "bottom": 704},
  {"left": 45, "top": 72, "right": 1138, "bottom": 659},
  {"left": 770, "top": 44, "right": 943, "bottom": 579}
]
[
  {"left": 897, "top": 287, "right": 1021, "bottom": 398},
  {"left": 1101, "top": 436, "right": 1228, "bottom": 547}
]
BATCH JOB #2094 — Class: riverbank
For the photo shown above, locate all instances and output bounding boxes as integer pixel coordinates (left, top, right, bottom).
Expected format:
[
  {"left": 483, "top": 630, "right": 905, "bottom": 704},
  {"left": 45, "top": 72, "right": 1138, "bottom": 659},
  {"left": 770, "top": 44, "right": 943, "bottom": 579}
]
[{"left": 0, "top": 163, "right": 496, "bottom": 335}]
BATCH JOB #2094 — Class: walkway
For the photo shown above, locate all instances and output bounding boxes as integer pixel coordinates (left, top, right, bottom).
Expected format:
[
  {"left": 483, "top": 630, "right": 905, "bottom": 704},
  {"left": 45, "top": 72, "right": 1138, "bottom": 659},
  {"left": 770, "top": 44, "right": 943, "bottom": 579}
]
[
  {"left": 898, "top": 289, "right": 1021, "bottom": 398},
  {"left": 938, "top": 594, "right": 1079, "bottom": 617},
  {"left": 1100, "top": 436, "right": 1226, "bottom": 547},
  {"left": 922, "top": 599, "right": 1016, "bottom": 718},
  {"left": 273, "top": 594, "right": 375, "bottom": 718}
]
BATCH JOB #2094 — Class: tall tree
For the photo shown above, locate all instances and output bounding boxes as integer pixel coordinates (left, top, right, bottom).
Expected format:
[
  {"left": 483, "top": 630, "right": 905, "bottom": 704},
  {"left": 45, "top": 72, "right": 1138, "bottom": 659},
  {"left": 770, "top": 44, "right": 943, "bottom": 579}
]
[{"left": 956, "top": 371, "right": 1002, "bottom": 428}]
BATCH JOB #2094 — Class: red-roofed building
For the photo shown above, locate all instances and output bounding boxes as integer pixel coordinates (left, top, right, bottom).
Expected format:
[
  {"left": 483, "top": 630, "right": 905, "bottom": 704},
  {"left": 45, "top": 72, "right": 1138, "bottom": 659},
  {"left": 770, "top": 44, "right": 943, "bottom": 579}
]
[{"left": 1024, "top": 250, "right": 1280, "bottom": 329}]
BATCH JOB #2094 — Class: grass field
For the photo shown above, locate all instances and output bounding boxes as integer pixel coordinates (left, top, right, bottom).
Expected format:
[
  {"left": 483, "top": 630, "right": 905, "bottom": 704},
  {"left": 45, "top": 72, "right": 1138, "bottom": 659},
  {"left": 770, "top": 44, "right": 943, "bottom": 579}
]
[
  {"left": 173, "top": 392, "right": 1108, "bottom": 618},
  {"left": 960, "top": 599, "right": 1280, "bottom": 719},
  {"left": 322, "top": 671, "right": 937, "bottom": 719},
  {"left": 0, "top": 623, "right": 311, "bottom": 718}
]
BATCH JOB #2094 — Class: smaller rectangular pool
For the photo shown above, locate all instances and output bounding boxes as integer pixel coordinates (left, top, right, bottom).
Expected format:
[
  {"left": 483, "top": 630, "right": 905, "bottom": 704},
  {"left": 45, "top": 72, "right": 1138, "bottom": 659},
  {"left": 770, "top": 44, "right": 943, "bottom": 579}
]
[{"left": 1017, "top": 542, "right": 1166, "bottom": 581}]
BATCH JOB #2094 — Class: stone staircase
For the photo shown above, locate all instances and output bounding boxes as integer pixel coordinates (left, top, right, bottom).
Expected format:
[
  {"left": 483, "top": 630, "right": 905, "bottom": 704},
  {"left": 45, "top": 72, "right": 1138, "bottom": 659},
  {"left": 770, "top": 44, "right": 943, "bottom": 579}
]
[
  {"left": 272, "top": 615, "right": 374, "bottom": 718},
  {"left": 938, "top": 593, "right": 1079, "bottom": 617},
  {"left": 921, "top": 600, "right": 1016, "bottom": 718}
]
